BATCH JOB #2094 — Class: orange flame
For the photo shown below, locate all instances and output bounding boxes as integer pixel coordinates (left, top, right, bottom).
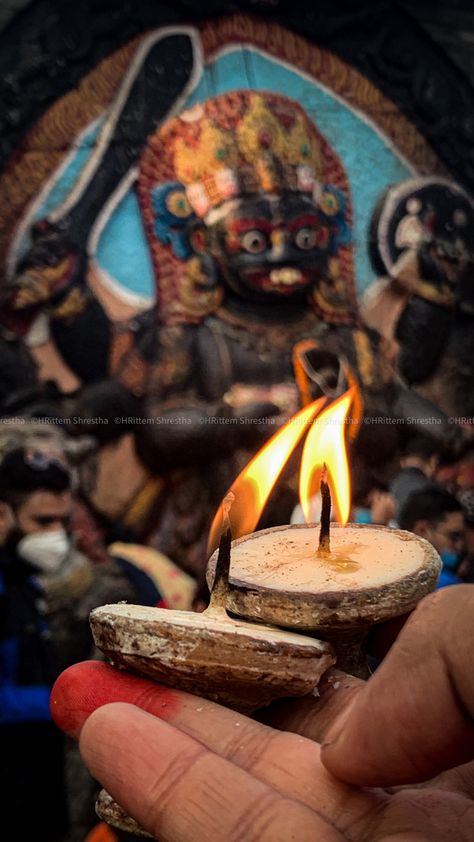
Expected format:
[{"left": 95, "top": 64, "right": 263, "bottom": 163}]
[
  {"left": 299, "top": 387, "right": 355, "bottom": 525},
  {"left": 207, "top": 397, "right": 326, "bottom": 555}
]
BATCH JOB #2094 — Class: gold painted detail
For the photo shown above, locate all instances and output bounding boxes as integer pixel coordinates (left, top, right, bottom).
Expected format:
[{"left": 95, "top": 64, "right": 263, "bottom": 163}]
[
  {"left": 391, "top": 248, "right": 455, "bottom": 308},
  {"left": 179, "top": 257, "right": 224, "bottom": 317},
  {"left": 49, "top": 287, "right": 88, "bottom": 320},
  {"left": 352, "top": 328, "right": 375, "bottom": 388},
  {"left": 153, "top": 92, "right": 322, "bottom": 217}
]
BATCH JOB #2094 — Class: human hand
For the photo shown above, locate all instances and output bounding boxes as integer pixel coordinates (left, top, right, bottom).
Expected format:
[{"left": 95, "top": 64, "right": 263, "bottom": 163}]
[{"left": 51, "top": 585, "right": 474, "bottom": 841}]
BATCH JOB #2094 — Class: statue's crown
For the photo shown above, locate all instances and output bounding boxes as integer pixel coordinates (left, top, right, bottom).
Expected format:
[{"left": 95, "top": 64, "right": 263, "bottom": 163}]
[{"left": 154, "top": 93, "right": 321, "bottom": 218}]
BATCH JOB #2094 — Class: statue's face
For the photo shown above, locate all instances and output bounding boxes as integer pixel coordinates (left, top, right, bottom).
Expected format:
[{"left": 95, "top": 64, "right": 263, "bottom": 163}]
[
  {"left": 427, "top": 206, "right": 474, "bottom": 289},
  {"left": 205, "top": 192, "right": 332, "bottom": 302},
  {"left": 376, "top": 179, "right": 474, "bottom": 307}
]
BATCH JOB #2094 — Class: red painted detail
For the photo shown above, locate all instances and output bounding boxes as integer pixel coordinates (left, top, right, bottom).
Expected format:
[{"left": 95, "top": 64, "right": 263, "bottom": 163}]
[
  {"left": 229, "top": 218, "right": 273, "bottom": 234},
  {"left": 287, "top": 214, "right": 321, "bottom": 232},
  {"left": 50, "top": 661, "right": 181, "bottom": 738}
]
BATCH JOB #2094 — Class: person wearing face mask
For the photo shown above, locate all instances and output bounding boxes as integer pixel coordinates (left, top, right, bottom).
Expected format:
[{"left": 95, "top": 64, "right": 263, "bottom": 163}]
[
  {"left": 0, "top": 441, "right": 191, "bottom": 841},
  {"left": 398, "top": 486, "right": 465, "bottom": 588},
  {"left": 0, "top": 443, "right": 147, "bottom": 841},
  {"left": 0, "top": 446, "right": 137, "bottom": 668},
  {"left": 0, "top": 446, "right": 72, "bottom": 841}
]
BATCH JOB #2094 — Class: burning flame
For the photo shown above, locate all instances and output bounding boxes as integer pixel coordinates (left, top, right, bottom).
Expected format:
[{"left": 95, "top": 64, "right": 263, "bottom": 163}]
[
  {"left": 207, "top": 397, "right": 326, "bottom": 555},
  {"left": 208, "top": 384, "right": 358, "bottom": 554},
  {"left": 299, "top": 388, "right": 355, "bottom": 525}
]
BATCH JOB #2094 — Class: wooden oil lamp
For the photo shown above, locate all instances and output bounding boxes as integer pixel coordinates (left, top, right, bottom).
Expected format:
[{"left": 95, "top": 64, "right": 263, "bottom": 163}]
[{"left": 91, "top": 389, "right": 441, "bottom": 835}]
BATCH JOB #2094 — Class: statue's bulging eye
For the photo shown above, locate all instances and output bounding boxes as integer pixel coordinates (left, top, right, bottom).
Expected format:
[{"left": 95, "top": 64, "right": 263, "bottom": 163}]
[
  {"left": 294, "top": 227, "right": 317, "bottom": 250},
  {"left": 241, "top": 230, "right": 268, "bottom": 254},
  {"left": 165, "top": 190, "right": 192, "bottom": 219},
  {"left": 320, "top": 192, "right": 340, "bottom": 216}
]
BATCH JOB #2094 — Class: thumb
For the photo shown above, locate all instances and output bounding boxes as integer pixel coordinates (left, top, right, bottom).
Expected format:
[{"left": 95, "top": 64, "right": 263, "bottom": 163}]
[{"left": 321, "top": 585, "right": 474, "bottom": 786}]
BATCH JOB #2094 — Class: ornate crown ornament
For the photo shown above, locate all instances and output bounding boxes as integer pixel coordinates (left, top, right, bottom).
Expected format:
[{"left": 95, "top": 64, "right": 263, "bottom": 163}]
[
  {"left": 138, "top": 90, "right": 356, "bottom": 325},
  {"left": 149, "top": 92, "right": 322, "bottom": 218}
]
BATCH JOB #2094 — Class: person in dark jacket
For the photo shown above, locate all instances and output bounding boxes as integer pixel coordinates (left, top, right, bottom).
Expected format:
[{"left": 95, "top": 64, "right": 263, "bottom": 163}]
[
  {"left": 398, "top": 487, "right": 465, "bottom": 588},
  {"left": 390, "top": 434, "right": 439, "bottom": 524},
  {"left": 0, "top": 447, "right": 71, "bottom": 841},
  {"left": 0, "top": 441, "right": 187, "bottom": 841}
]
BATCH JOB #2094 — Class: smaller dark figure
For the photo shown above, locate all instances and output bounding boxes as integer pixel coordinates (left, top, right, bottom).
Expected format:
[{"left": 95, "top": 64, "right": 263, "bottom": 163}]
[
  {"left": 398, "top": 487, "right": 465, "bottom": 588},
  {"left": 0, "top": 448, "right": 71, "bottom": 841},
  {"left": 390, "top": 434, "right": 439, "bottom": 524},
  {"left": 365, "top": 176, "right": 474, "bottom": 421}
]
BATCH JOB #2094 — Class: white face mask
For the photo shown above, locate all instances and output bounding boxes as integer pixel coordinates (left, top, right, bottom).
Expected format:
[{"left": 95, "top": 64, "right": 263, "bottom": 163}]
[{"left": 17, "top": 529, "right": 71, "bottom": 573}]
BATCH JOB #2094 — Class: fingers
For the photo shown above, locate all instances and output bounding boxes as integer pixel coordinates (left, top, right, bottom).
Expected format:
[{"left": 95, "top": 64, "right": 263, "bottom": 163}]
[
  {"left": 432, "top": 760, "right": 474, "bottom": 797},
  {"left": 367, "top": 614, "right": 408, "bottom": 661},
  {"left": 80, "top": 702, "right": 344, "bottom": 842},
  {"left": 259, "top": 619, "right": 409, "bottom": 741},
  {"left": 51, "top": 661, "right": 369, "bottom": 827},
  {"left": 52, "top": 662, "right": 304, "bottom": 762},
  {"left": 259, "top": 669, "right": 362, "bottom": 743},
  {"left": 51, "top": 661, "right": 182, "bottom": 738},
  {"left": 321, "top": 586, "right": 474, "bottom": 787}
]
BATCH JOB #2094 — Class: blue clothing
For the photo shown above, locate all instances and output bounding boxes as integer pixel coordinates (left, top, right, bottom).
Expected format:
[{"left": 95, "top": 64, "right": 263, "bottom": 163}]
[
  {"left": 0, "top": 637, "right": 52, "bottom": 723},
  {"left": 0, "top": 549, "right": 56, "bottom": 724},
  {"left": 437, "top": 568, "right": 463, "bottom": 588},
  {"left": 0, "top": 546, "right": 68, "bottom": 840}
]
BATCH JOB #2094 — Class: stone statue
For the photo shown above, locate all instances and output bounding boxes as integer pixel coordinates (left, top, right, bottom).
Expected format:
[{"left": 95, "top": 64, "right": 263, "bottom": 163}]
[
  {"left": 1, "top": 35, "right": 464, "bottom": 577},
  {"left": 364, "top": 176, "right": 474, "bottom": 421}
]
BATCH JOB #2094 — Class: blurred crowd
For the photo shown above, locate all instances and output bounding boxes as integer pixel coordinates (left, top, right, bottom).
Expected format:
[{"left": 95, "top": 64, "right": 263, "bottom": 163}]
[
  {"left": 351, "top": 433, "right": 474, "bottom": 587},
  {"left": 0, "top": 420, "right": 196, "bottom": 842},
  {"left": 1, "top": 414, "right": 474, "bottom": 842}
]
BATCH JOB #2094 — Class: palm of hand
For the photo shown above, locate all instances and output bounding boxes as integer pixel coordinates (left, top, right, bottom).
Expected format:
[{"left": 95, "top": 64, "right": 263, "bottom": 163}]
[{"left": 64, "top": 663, "right": 474, "bottom": 842}]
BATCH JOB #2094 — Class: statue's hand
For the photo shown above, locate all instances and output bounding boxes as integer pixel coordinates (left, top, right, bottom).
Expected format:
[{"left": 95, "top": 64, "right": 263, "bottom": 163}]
[
  {"left": 223, "top": 382, "right": 299, "bottom": 418},
  {"left": 4, "top": 220, "right": 87, "bottom": 316},
  {"left": 135, "top": 398, "right": 283, "bottom": 474}
]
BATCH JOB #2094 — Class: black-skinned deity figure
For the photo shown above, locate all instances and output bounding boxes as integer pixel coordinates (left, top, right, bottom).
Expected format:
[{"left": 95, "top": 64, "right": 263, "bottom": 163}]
[
  {"left": 1, "top": 93, "right": 387, "bottom": 570},
  {"left": 0, "top": 24, "right": 468, "bottom": 575}
]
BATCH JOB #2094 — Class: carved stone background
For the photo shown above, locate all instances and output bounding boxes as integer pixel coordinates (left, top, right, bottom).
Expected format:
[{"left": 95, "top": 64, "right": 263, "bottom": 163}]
[
  {"left": 1, "top": 0, "right": 473, "bottom": 564},
  {"left": 0, "top": 0, "right": 30, "bottom": 30},
  {"left": 1, "top": 0, "right": 474, "bottom": 190},
  {"left": 2, "top": 0, "right": 474, "bottom": 81},
  {"left": 400, "top": 2, "right": 474, "bottom": 86}
]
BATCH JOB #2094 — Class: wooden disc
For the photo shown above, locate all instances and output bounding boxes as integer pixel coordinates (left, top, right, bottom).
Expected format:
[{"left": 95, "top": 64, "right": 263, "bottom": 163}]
[
  {"left": 90, "top": 603, "right": 335, "bottom": 713},
  {"left": 208, "top": 523, "right": 441, "bottom": 631}
]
